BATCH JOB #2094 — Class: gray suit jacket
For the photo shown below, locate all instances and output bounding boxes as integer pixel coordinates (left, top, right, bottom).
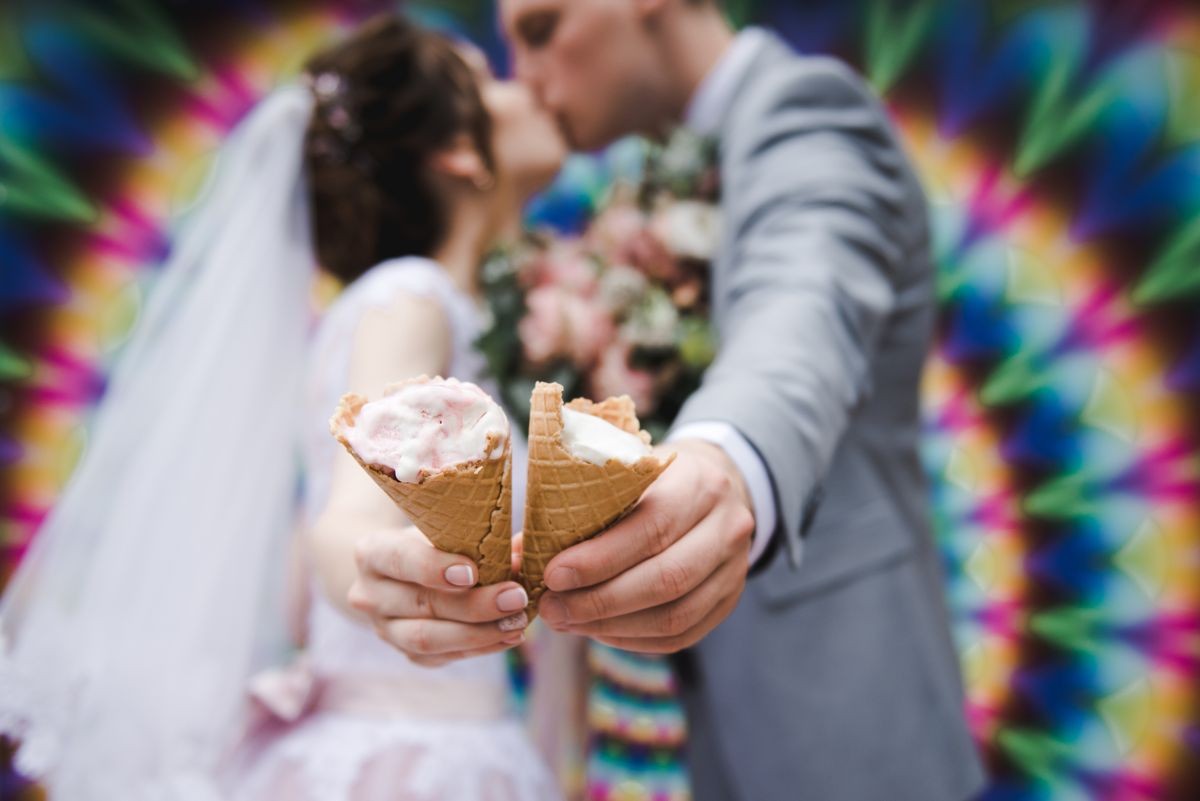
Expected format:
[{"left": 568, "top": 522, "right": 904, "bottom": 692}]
[{"left": 668, "top": 33, "right": 987, "bottom": 800}]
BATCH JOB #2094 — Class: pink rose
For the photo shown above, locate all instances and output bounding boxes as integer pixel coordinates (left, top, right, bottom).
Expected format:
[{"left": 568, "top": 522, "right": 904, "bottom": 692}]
[
  {"left": 651, "top": 200, "right": 721, "bottom": 262},
  {"left": 520, "top": 287, "right": 615, "bottom": 367},
  {"left": 588, "top": 202, "right": 647, "bottom": 264},
  {"left": 626, "top": 226, "right": 684, "bottom": 286},
  {"left": 520, "top": 286, "right": 568, "bottom": 366},
  {"left": 564, "top": 293, "right": 616, "bottom": 365},
  {"left": 588, "top": 341, "right": 659, "bottom": 416},
  {"left": 526, "top": 241, "right": 600, "bottom": 296}
]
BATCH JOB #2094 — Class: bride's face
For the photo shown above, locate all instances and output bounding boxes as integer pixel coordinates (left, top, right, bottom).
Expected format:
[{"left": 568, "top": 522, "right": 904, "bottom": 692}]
[{"left": 463, "top": 48, "right": 567, "bottom": 198}]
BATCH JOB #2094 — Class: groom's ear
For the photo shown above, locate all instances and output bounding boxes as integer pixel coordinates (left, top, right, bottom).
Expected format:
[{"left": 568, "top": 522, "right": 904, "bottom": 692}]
[{"left": 429, "top": 134, "right": 490, "bottom": 184}]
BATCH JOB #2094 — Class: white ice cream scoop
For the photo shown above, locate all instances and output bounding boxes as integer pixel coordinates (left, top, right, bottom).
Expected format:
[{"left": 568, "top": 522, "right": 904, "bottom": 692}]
[
  {"left": 560, "top": 407, "right": 652, "bottom": 466},
  {"left": 341, "top": 377, "right": 509, "bottom": 482}
]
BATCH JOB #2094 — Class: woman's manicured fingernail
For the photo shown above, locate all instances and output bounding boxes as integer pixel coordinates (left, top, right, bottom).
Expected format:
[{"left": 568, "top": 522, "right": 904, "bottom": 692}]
[
  {"left": 499, "top": 612, "right": 528, "bottom": 633},
  {"left": 496, "top": 586, "right": 528, "bottom": 612},
  {"left": 444, "top": 564, "right": 475, "bottom": 587}
]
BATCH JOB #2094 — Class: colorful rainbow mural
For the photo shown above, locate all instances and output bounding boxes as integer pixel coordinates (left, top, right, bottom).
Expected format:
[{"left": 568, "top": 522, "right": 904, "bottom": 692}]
[{"left": 2, "top": 1, "right": 1199, "bottom": 799}]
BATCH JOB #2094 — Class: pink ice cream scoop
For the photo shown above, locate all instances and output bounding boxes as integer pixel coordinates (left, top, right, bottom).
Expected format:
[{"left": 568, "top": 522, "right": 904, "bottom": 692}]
[{"left": 340, "top": 377, "right": 509, "bottom": 482}]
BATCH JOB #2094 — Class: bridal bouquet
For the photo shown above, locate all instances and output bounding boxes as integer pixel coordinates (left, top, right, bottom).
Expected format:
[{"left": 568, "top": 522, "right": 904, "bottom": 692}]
[{"left": 476, "top": 131, "right": 721, "bottom": 441}]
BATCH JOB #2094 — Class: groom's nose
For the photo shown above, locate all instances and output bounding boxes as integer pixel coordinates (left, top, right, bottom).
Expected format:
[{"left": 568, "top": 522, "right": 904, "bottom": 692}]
[
  {"left": 511, "top": 50, "right": 551, "bottom": 106},
  {"left": 511, "top": 50, "right": 536, "bottom": 92}
]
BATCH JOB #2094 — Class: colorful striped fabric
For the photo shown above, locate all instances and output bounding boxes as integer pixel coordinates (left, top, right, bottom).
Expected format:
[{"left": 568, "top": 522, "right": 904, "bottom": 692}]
[{"left": 3, "top": 2, "right": 1200, "bottom": 800}]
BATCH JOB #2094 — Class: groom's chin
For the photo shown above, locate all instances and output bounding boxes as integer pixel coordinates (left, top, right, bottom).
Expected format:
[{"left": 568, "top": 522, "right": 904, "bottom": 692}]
[{"left": 558, "top": 113, "right": 622, "bottom": 155}]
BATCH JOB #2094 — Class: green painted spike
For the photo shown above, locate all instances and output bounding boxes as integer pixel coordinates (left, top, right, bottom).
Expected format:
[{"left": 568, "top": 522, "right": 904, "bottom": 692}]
[
  {"left": 720, "top": 0, "right": 754, "bottom": 29},
  {"left": 935, "top": 255, "right": 972, "bottom": 302},
  {"left": 1081, "top": 368, "right": 1137, "bottom": 442},
  {"left": 863, "top": 0, "right": 938, "bottom": 93},
  {"left": 0, "top": 138, "right": 97, "bottom": 222},
  {"left": 1112, "top": 518, "right": 1167, "bottom": 601},
  {"left": 1131, "top": 215, "right": 1200, "bottom": 305},
  {"left": 1097, "top": 678, "right": 1152, "bottom": 756},
  {"left": 991, "top": 1, "right": 1059, "bottom": 27},
  {"left": 997, "top": 729, "right": 1072, "bottom": 785},
  {"left": 0, "top": 12, "right": 33, "bottom": 81},
  {"left": 980, "top": 348, "right": 1044, "bottom": 405},
  {"left": 1164, "top": 47, "right": 1200, "bottom": 148},
  {"left": 1025, "top": 473, "right": 1098, "bottom": 519},
  {"left": 1029, "top": 608, "right": 1104, "bottom": 655},
  {"left": 1015, "top": 39, "right": 1119, "bottom": 177},
  {"left": 0, "top": 342, "right": 34, "bottom": 382},
  {"left": 67, "top": 0, "right": 197, "bottom": 81}
]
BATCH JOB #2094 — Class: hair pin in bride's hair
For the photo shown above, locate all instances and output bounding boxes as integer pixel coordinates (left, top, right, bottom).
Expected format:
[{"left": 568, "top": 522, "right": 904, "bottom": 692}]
[{"left": 304, "top": 70, "right": 363, "bottom": 160}]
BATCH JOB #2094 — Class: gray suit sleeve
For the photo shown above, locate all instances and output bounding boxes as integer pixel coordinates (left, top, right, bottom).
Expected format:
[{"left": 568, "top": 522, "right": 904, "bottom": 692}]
[{"left": 670, "top": 58, "right": 926, "bottom": 560}]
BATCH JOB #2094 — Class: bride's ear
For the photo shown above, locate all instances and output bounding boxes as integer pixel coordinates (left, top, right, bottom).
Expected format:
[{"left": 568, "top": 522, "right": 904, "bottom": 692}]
[{"left": 430, "top": 133, "right": 494, "bottom": 191}]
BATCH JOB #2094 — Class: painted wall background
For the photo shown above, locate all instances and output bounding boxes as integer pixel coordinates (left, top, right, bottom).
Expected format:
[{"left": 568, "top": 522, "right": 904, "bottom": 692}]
[{"left": 1, "top": 1, "right": 1198, "bottom": 799}]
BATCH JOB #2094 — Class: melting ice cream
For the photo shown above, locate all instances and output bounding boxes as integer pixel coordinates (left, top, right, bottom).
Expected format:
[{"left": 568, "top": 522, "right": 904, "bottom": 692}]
[
  {"left": 560, "top": 407, "right": 652, "bottom": 466},
  {"left": 342, "top": 378, "right": 508, "bottom": 482}
]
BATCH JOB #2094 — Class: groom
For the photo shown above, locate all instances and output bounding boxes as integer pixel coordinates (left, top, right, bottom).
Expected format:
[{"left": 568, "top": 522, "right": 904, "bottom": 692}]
[{"left": 500, "top": 1, "right": 986, "bottom": 799}]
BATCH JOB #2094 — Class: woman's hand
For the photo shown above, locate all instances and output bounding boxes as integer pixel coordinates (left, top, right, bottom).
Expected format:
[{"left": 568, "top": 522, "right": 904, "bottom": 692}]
[{"left": 348, "top": 525, "right": 530, "bottom": 667}]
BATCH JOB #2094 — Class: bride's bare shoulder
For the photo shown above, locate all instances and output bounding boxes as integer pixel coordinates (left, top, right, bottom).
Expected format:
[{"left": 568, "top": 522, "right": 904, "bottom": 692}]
[{"left": 346, "top": 290, "right": 452, "bottom": 394}]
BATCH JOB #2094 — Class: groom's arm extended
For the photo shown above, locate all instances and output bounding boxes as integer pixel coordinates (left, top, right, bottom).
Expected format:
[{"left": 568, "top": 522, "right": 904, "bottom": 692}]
[{"left": 538, "top": 59, "right": 919, "bottom": 652}]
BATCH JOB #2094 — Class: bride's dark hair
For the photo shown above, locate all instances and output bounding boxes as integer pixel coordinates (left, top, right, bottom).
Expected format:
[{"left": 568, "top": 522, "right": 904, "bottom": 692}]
[{"left": 303, "top": 14, "right": 494, "bottom": 283}]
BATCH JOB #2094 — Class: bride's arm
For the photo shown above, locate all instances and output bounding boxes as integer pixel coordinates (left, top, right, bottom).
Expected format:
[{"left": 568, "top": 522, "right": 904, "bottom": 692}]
[
  {"left": 308, "top": 292, "right": 451, "bottom": 619},
  {"left": 307, "top": 292, "right": 529, "bottom": 665}
]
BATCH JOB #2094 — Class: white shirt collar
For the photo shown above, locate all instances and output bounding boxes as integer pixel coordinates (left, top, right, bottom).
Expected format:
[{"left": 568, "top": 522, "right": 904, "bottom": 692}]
[{"left": 684, "top": 27, "right": 771, "bottom": 137}]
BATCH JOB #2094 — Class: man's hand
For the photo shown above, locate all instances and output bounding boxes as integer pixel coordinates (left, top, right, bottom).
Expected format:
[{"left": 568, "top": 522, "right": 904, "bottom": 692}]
[
  {"left": 537, "top": 439, "right": 755, "bottom": 653},
  {"left": 348, "top": 526, "right": 530, "bottom": 667}
]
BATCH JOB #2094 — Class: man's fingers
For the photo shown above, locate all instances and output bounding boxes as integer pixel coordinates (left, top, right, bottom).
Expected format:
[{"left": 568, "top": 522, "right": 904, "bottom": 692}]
[
  {"left": 557, "top": 556, "right": 740, "bottom": 639},
  {"left": 543, "top": 466, "right": 715, "bottom": 592},
  {"left": 540, "top": 510, "right": 735, "bottom": 625},
  {"left": 348, "top": 577, "right": 529, "bottom": 623},
  {"left": 355, "top": 526, "right": 479, "bottom": 590},
  {"left": 592, "top": 591, "right": 742, "bottom": 655},
  {"left": 377, "top": 616, "right": 527, "bottom": 658}
]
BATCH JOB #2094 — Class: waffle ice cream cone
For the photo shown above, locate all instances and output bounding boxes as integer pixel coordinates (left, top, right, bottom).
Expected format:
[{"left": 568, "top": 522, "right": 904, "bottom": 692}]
[
  {"left": 522, "top": 382, "right": 674, "bottom": 610},
  {"left": 330, "top": 377, "right": 513, "bottom": 586}
]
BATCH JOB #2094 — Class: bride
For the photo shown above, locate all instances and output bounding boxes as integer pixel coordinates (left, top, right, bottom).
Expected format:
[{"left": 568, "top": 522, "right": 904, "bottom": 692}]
[{"left": 0, "top": 13, "right": 571, "bottom": 801}]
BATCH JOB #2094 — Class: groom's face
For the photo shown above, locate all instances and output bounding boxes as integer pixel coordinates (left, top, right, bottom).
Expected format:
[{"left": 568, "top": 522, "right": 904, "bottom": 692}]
[{"left": 499, "top": 0, "right": 664, "bottom": 151}]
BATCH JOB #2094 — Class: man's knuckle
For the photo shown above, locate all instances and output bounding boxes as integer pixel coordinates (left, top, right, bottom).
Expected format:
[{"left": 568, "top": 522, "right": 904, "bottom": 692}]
[
  {"left": 645, "top": 508, "right": 675, "bottom": 553},
  {"left": 712, "top": 468, "right": 733, "bottom": 497},
  {"left": 662, "top": 602, "right": 689, "bottom": 636},
  {"left": 699, "top": 469, "right": 726, "bottom": 506},
  {"left": 732, "top": 507, "right": 755, "bottom": 546},
  {"left": 584, "top": 591, "right": 612, "bottom": 621},
  {"left": 658, "top": 558, "right": 691, "bottom": 598}
]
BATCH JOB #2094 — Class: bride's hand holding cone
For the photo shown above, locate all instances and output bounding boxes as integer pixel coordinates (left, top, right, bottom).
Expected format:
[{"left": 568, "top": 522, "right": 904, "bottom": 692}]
[{"left": 347, "top": 525, "right": 530, "bottom": 668}]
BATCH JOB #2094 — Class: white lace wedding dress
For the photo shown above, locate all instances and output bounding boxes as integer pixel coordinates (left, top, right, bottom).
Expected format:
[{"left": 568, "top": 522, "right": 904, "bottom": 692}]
[{"left": 225, "top": 256, "right": 559, "bottom": 801}]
